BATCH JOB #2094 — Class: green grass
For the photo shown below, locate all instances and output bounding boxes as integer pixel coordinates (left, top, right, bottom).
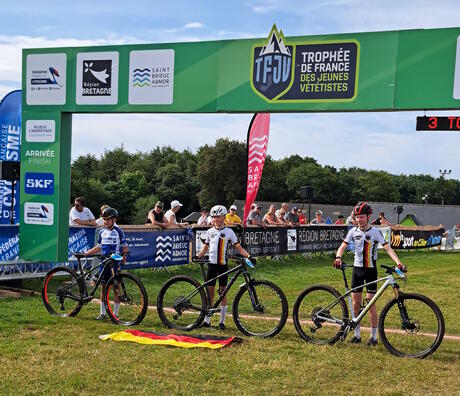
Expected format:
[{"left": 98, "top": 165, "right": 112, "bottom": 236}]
[{"left": 1, "top": 251, "right": 459, "bottom": 395}]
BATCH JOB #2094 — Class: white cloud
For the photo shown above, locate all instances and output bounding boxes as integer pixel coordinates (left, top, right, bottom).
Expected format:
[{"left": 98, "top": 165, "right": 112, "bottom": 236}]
[{"left": 183, "top": 22, "right": 204, "bottom": 29}]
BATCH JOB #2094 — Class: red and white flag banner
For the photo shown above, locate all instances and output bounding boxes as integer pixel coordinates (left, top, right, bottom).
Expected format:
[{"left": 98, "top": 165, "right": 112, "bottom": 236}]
[{"left": 243, "top": 113, "right": 270, "bottom": 225}]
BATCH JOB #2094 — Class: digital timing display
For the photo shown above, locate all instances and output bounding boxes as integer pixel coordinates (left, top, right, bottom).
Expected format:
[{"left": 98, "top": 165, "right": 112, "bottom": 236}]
[{"left": 416, "top": 116, "right": 460, "bottom": 131}]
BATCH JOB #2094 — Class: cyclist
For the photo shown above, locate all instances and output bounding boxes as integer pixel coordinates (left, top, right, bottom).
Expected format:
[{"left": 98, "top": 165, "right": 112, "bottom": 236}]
[
  {"left": 334, "top": 202, "right": 404, "bottom": 346},
  {"left": 195, "top": 205, "right": 253, "bottom": 330},
  {"left": 84, "top": 207, "right": 128, "bottom": 320}
]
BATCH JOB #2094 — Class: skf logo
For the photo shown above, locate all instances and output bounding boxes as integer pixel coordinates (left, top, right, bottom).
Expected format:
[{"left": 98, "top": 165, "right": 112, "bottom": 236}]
[
  {"left": 24, "top": 172, "right": 54, "bottom": 195},
  {"left": 251, "top": 24, "right": 293, "bottom": 101}
]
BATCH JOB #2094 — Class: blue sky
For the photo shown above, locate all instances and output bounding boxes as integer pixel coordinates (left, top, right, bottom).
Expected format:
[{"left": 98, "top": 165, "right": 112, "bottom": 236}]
[{"left": 1, "top": 0, "right": 460, "bottom": 178}]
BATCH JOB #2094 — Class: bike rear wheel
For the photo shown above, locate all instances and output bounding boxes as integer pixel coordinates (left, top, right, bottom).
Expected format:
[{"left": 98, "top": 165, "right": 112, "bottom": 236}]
[
  {"left": 157, "top": 275, "right": 206, "bottom": 331},
  {"left": 379, "top": 293, "right": 445, "bottom": 358},
  {"left": 105, "top": 272, "right": 148, "bottom": 326},
  {"left": 293, "top": 284, "right": 348, "bottom": 345},
  {"left": 232, "top": 280, "right": 288, "bottom": 337},
  {"left": 42, "top": 266, "right": 84, "bottom": 317}
]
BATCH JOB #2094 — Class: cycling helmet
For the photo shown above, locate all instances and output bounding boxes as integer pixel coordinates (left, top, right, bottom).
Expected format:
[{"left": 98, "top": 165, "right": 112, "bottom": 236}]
[
  {"left": 102, "top": 207, "right": 118, "bottom": 219},
  {"left": 353, "top": 202, "right": 373, "bottom": 216},
  {"left": 210, "top": 205, "right": 227, "bottom": 217}
]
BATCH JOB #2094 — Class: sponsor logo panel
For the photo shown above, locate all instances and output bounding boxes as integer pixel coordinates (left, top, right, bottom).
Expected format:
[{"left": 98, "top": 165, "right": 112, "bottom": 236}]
[
  {"left": 26, "top": 53, "right": 66, "bottom": 105},
  {"left": 24, "top": 172, "right": 54, "bottom": 195},
  {"left": 251, "top": 25, "right": 359, "bottom": 103},
  {"left": 25, "top": 120, "right": 55, "bottom": 143},
  {"left": 24, "top": 202, "right": 54, "bottom": 225},
  {"left": 129, "top": 49, "right": 174, "bottom": 104},
  {"left": 287, "top": 229, "right": 297, "bottom": 251},
  {"left": 76, "top": 52, "right": 119, "bottom": 105}
]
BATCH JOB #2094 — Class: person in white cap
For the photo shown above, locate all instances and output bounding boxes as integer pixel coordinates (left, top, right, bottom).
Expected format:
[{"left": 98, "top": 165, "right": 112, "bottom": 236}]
[
  {"left": 165, "top": 200, "right": 189, "bottom": 227},
  {"left": 225, "top": 204, "right": 242, "bottom": 225}
]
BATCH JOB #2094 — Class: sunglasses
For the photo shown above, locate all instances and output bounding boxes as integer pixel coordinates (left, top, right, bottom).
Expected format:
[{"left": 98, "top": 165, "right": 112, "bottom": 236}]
[{"left": 74, "top": 203, "right": 81, "bottom": 208}]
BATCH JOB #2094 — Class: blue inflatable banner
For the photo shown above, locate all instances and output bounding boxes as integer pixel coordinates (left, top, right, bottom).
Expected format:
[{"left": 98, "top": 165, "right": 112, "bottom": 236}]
[{"left": 0, "top": 90, "right": 21, "bottom": 224}]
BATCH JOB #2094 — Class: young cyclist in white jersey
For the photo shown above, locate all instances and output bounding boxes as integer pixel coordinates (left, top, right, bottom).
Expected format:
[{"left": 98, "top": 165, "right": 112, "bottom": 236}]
[
  {"left": 84, "top": 207, "right": 128, "bottom": 320},
  {"left": 334, "top": 202, "right": 405, "bottom": 346},
  {"left": 196, "top": 205, "right": 253, "bottom": 330}
]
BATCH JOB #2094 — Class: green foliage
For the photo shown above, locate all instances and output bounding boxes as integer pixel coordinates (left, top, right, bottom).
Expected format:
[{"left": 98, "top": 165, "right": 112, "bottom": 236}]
[
  {"left": 358, "top": 170, "right": 400, "bottom": 202},
  {"left": 70, "top": 177, "right": 109, "bottom": 217},
  {"left": 196, "top": 138, "right": 246, "bottom": 207}
]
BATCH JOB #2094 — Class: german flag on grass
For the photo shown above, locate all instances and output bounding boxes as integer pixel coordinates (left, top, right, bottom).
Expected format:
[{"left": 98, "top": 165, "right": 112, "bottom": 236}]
[{"left": 99, "top": 330, "right": 242, "bottom": 349}]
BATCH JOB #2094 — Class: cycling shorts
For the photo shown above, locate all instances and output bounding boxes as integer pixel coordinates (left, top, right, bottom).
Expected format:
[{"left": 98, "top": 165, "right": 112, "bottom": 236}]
[
  {"left": 100, "top": 262, "right": 120, "bottom": 284},
  {"left": 351, "top": 266, "right": 377, "bottom": 293},
  {"left": 206, "top": 264, "right": 228, "bottom": 287}
]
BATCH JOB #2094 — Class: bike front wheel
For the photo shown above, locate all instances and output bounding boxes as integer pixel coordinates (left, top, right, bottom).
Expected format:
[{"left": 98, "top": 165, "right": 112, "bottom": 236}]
[
  {"left": 292, "top": 284, "right": 348, "bottom": 345},
  {"left": 105, "top": 272, "right": 148, "bottom": 326},
  {"left": 42, "top": 266, "right": 84, "bottom": 317},
  {"left": 379, "top": 293, "right": 445, "bottom": 358},
  {"left": 232, "top": 280, "right": 288, "bottom": 337},
  {"left": 157, "top": 275, "right": 207, "bottom": 331}
]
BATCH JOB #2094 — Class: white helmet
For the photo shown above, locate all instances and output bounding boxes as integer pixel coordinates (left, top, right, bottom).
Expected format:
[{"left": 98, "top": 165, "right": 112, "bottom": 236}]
[{"left": 210, "top": 205, "right": 227, "bottom": 217}]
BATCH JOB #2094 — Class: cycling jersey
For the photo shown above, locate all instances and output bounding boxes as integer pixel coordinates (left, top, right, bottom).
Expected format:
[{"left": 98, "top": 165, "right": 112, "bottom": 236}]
[
  {"left": 343, "top": 226, "right": 387, "bottom": 268},
  {"left": 97, "top": 225, "right": 128, "bottom": 256},
  {"left": 204, "top": 226, "right": 239, "bottom": 265}
]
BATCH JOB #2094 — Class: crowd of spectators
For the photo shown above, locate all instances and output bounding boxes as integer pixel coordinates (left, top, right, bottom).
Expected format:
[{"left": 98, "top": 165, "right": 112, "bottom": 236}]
[{"left": 69, "top": 197, "right": 397, "bottom": 230}]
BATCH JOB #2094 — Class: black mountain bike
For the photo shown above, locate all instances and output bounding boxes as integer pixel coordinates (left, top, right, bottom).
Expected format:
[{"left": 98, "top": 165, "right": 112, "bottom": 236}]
[
  {"left": 292, "top": 263, "right": 445, "bottom": 358},
  {"left": 42, "top": 252, "right": 148, "bottom": 326},
  {"left": 156, "top": 255, "right": 288, "bottom": 337}
]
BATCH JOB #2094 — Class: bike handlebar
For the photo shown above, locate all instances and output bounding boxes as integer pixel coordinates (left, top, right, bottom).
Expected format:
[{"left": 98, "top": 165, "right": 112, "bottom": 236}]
[{"left": 340, "top": 261, "right": 407, "bottom": 275}]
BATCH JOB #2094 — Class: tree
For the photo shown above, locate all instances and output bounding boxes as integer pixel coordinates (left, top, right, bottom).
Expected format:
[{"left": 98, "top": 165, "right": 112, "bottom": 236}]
[
  {"left": 131, "top": 194, "right": 159, "bottom": 224},
  {"left": 257, "top": 156, "right": 289, "bottom": 202},
  {"left": 286, "top": 163, "right": 336, "bottom": 203},
  {"left": 105, "top": 170, "right": 149, "bottom": 223},
  {"left": 196, "top": 138, "right": 246, "bottom": 207},
  {"left": 70, "top": 177, "right": 109, "bottom": 218},
  {"left": 358, "top": 171, "right": 400, "bottom": 202}
]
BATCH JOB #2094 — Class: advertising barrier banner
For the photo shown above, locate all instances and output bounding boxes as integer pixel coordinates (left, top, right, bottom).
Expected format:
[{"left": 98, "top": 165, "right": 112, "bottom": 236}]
[
  {"left": 390, "top": 227, "right": 444, "bottom": 249},
  {"left": 193, "top": 225, "right": 348, "bottom": 256},
  {"left": 0, "top": 226, "right": 190, "bottom": 278}
]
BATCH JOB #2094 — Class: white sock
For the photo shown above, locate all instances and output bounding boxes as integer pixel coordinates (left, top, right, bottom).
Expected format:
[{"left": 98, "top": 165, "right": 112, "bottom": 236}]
[
  {"left": 204, "top": 315, "right": 211, "bottom": 324},
  {"left": 114, "top": 303, "right": 120, "bottom": 316},
  {"left": 371, "top": 327, "right": 378, "bottom": 340},
  {"left": 354, "top": 324, "right": 361, "bottom": 338},
  {"left": 100, "top": 302, "right": 106, "bottom": 315},
  {"left": 220, "top": 305, "right": 227, "bottom": 324}
]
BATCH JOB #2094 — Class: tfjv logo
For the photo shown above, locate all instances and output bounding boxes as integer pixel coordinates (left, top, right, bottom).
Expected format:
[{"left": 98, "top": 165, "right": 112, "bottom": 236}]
[
  {"left": 24, "top": 172, "right": 54, "bottom": 195},
  {"left": 82, "top": 59, "right": 112, "bottom": 96},
  {"left": 252, "top": 24, "right": 293, "bottom": 101}
]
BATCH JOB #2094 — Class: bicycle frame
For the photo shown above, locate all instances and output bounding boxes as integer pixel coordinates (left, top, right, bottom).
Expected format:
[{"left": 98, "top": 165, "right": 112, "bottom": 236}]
[
  {"left": 316, "top": 268, "right": 401, "bottom": 330},
  {"left": 61, "top": 256, "right": 117, "bottom": 304},
  {"left": 179, "top": 260, "right": 253, "bottom": 315},
  {"left": 200, "top": 262, "right": 254, "bottom": 313}
]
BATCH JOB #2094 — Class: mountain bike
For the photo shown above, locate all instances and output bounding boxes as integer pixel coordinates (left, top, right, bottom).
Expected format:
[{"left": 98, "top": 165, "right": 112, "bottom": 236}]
[
  {"left": 292, "top": 263, "right": 444, "bottom": 358},
  {"left": 42, "top": 252, "right": 148, "bottom": 326},
  {"left": 156, "top": 255, "right": 288, "bottom": 337}
]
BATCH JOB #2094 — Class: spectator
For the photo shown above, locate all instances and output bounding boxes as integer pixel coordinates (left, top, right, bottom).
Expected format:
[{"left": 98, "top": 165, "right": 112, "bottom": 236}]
[
  {"left": 277, "top": 208, "right": 287, "bottom": 225},
  {"left": 165, "top": 200, "right": 189, "bottom": 227},
  {"left": 96, "top": 204, "right": 110, "bottom": 227},
  {"left": 247, "top": 204, "right": 266, "bottom": 228},
  {"left": 275, "top": 202, "right": 289, "bottom": 219},
  {"left": 346, "top": 210, "right": 357, "bottom": 225},
  {"left": 285, "top": 206, "right": 300, "bottom": 227},
  {"left": 298, "top": 208, "right": 307, "bottom": 225},
  {"left": 335, "top": 215, "right": 345, "bottom": 225},
  {"left": 146, "top": 201, "right": 170, "bottom": 229},
  {"left": 371, "top": 212, "right": 391, "bottom": 226},
  {"left": 310, "top": 209, "right": 324, "bottom": 225},
  {"left": 225, "top": 205, "right": 242, "bottom": 225},
  {"left": 197, "top": 207, "right": 212, "bottom": 226},
  {"left": 263, "top": 204, "right": 280, "bottom": 226},
  {"left": 69, "top": 197, "right": 96, "bottom": 226}
]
